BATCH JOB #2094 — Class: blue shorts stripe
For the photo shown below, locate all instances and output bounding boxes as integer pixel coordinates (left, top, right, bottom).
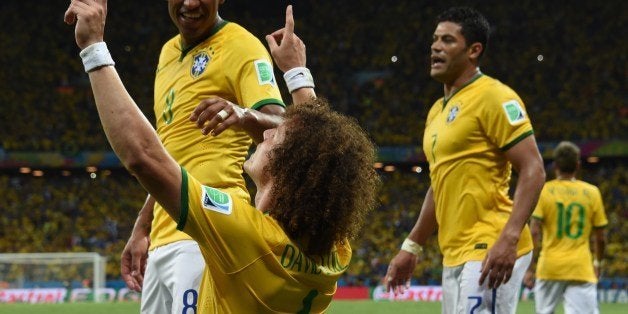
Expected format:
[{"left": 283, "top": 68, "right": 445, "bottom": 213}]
[{"left": 491, "top": 288, "right": 497, "bottom": 314}]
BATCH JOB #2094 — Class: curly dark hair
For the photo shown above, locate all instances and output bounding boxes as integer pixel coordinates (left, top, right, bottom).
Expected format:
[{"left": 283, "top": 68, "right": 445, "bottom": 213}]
[
  {"left": 437, "top": 6, "right": 490, "bottom": 58},
  {"left": 266, "top": 98, "right": 380, "bottom": 256}
]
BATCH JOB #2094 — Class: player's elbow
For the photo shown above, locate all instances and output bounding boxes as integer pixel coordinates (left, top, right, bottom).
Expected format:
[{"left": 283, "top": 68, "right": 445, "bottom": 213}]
[
  {"left": 120, "top": 145, "right": 162, "bottom": 178},
  {"left": 529, "top": 159, "right": 546, "bottom": 188}
]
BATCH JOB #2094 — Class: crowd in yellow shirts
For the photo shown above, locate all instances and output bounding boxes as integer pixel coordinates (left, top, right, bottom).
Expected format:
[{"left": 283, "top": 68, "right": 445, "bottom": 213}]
[
  {"left": 0, "top": 163, "right": 624, "bottom": 286},
  {"left": 0, "top": 0, "right": 625, "bottom": 287},
  {"left": 0, "top": 1, "right": 625, "bottom": 151}
]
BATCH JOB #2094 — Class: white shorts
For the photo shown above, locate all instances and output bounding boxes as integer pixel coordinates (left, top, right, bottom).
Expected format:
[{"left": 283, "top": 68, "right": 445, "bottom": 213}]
[
  {"left": 534, "top": 279, "right": 599, "bottom": 314},
  {"left": 141, "top": 240, "right": 205, "bottom": 314},
  {"left": 442, "top": 251, "right": 532, "bottom": 314}
]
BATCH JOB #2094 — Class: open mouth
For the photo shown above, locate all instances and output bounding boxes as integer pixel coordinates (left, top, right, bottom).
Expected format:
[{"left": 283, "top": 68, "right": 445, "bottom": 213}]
[
  {"left": 431, "top": 56, "right": 446, "bottom": 67},
  {"left": 180, "top": 11, "right": 202, "bottom": 21}
]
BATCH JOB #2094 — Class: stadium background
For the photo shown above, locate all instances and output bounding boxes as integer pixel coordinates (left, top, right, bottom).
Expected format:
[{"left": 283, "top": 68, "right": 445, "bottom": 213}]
[{"left": 0, "top": 0, "right": 625, "bottom": 309}]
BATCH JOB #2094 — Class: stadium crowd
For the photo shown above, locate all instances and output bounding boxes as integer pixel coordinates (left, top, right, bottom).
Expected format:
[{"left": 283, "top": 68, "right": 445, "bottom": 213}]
[
  {"left": 0, "top": 1, "right": 625, "bottom": 150},
  {"left": 0, "top": 0, "right": 625, "bottom": 290},
  {"left": 0, "top": 163, "right": 624, "bottom": 288}
]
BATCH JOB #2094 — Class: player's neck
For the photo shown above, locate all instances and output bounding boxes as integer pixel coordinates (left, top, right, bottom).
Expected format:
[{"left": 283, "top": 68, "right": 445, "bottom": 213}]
[
  {"left": 254, "top": 182, "right": 274, "bottom": 212},
  {"left": 556, "top": 173, "right": 576, "bottom": 181},
  {"left": 444, "top": 67, "right": 481, "bottom": 99}
]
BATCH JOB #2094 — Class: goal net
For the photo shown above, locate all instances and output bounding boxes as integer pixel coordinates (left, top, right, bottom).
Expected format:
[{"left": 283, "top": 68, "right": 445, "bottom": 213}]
[{"left": 0, "top": 252, "right": 106, "bottom": 303}]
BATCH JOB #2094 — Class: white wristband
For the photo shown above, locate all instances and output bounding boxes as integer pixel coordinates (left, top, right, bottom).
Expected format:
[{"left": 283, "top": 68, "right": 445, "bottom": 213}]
[
  {"left": 283, "top": 67, "right": 315, "bottom": 93},
  {"left": 79, "top": 42, "right": 115, "bottom": 73},
  {"left": 401, "top": 238, "right": 423, "bottom": 256}
]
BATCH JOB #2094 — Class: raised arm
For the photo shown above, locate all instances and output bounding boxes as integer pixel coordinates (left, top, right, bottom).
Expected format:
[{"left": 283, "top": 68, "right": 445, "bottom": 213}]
[
  {"left": 65, "top": 0, "right": 182, "bottom": 219},
  {"left": 479, "top": 135, "right": 546, "bottom": 288},
  {"left": 265, "top": 5, "right": 316, "bottom": 105}
]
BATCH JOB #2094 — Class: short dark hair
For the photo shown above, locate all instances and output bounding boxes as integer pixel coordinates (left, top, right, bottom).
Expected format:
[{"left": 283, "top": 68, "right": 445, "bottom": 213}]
[
  {"left": 266, "top": 99, "right": 380, "bottom": 257},
  {"left": 553, "top": 141, "right": 580, "bottom": 174},
  {"left": 437, "top": 7, "right": 490, "bottom": 58}
]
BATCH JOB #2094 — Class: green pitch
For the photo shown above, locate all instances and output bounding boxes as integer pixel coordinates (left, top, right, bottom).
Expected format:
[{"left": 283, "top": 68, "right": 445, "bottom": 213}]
[{"left": 0, "top": 300, "right": 625, "bottom": 313}]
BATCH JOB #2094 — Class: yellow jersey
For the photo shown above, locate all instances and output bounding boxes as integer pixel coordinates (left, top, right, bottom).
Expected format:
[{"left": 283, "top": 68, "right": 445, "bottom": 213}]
[
  {"left": 423, "top": 74, "right": 534, "bottom": 267},
  {"left": 150, "top": 21, "right": 285, "bottom": 249},
  {"left": 177, "top": 167, "right": 350, "bottom": 313},
  {"left": 532, "top": 179, "right": 607, "bottom": 282}
]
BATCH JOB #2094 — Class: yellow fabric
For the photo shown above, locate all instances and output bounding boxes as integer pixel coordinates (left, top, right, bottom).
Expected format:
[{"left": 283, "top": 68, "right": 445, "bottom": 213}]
[
  {"left": 150, "top": 21, "right": 284, "bottom": 250},
  {"left": 532, "top": 179, "right": 607, "bottom": 283},
  {"left": 423, "top": 74, "right": 534, "bottom": 267},
  {"left": 178, "top": 168, "right": 350, "bottom": 313}
]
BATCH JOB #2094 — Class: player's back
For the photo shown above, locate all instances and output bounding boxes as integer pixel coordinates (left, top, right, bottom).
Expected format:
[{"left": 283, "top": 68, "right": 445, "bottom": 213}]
[{"left": 533, "top": 179, "right": 608, "bottom": 282}]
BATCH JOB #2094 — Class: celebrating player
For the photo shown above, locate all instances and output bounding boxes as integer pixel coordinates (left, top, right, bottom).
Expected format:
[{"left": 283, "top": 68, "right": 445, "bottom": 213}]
[
  {"left": 385, "top": 7, "right": 546, "bottom": 313},
  {"left": 65, "top": 2, "right": 378, "bottom": 312},
  {"left": 524, "top": 141, "right": 607, "bottom": 314},
  {"left": 118, "top": 0, "right": 285, "bottom": 313}
]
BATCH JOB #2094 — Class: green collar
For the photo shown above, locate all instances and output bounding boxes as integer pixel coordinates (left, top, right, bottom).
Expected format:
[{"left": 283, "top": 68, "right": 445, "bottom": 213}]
[
  {"left": 442, "top": 71, "right": 483, "bottom": 109},
  {"left": 179, "top": 20, "right": 229, "bottom": 61}
]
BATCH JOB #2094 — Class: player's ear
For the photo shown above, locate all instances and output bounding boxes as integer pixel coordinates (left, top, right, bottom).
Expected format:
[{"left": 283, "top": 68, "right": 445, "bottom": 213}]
[{"left": 468, "top": 42, "right": 483, "bottom": 60}]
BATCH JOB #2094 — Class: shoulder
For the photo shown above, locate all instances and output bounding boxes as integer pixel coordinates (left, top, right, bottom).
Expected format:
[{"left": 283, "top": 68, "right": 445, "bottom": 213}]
[
  {"left": 161, "top": 35, "right": 181, "bottom": 52},
  {"left": 220, "top": 22, "right": 267, "bottom": 52},
  {"left": 426, "top": 98, "right": 444, "bottom": 119},
  {"left": 577, "top": 180, "right": 603, "bottom": 196},
  {"left": 476, "top": 75, "right": 522, "bottom": 103}
]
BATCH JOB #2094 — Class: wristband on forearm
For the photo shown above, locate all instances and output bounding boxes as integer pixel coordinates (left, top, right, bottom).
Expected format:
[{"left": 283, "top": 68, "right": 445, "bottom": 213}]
[
  {"left": 79, "top": 42, "right": 115, "bottom": 73},
  {"left": 283, "top": 67, "right": 315, "bottom": 93},
  {"left": 401, "top": 238, "right": 423, "bottom": 256}
]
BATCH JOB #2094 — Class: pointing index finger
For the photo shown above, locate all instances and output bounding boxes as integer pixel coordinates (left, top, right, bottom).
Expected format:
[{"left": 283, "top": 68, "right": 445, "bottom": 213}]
[{"left": 284, "top": 5, "right": 294, "bottom": 41}]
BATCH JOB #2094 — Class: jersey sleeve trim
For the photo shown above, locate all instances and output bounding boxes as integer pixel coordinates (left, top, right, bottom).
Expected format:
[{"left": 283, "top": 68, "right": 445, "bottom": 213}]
[
  {"left": 251, "top": 98, "right": 285, "bottom": 110},
  {"left": 500, "top": 130, "right": 534, "bottom": 151},
  {"left": 531, "top": 215, "right": 543, "bottom": 221},
  {"left": 176, "top": 166, "right": 190, "bottom": 231},
  {"left": 593, "top": 224, "right": 608, "bottom": 229}
]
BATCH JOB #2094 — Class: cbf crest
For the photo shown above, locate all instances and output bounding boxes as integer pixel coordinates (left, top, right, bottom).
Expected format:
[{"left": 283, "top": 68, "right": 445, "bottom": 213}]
[
  {"left": 446, "top": 103, "right": 461, "bottom": 124},
  {"left": 191, "top": 51, "right": 211, "bottom": 78}
]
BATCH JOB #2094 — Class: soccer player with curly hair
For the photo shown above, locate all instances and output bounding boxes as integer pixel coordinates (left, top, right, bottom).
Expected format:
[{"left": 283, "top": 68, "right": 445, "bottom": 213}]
[{"left": 65, "top": 2, "right": 379, "bottom": 312}]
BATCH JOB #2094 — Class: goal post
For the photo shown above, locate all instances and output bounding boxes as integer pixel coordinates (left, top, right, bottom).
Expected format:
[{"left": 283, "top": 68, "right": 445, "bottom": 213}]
[{"left": 0, "top": 252, "right": 107, "bottom": 303}]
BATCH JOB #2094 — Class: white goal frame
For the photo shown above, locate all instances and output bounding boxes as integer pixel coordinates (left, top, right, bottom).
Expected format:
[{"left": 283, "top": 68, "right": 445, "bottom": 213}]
[{"left": 0, "top": 252, "right": 106, "bottom": 302}]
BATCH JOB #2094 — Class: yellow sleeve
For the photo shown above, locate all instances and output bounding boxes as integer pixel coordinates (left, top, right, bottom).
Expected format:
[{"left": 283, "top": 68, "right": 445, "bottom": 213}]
[
  {"left": 176, "top": 167, "right": 272, "bottom": 273},
  {"left": 481, "top": 89, "right": 534, "bottom": 151},
  {"left": 591, "top": 187, "right": 608, "bottom": 228},
  {"left": 222, "top": 33, "right": 285, "bottom": 110},
  {"left": 531, "top": 186, "right": 548, "bottom": 220}
]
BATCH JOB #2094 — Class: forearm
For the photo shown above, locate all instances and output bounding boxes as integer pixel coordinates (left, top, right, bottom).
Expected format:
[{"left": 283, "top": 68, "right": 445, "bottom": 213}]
[
  {"left": 528, "top": 219, "right": 542, "bottom": 271},
  {"left": 406, "top": 187, "right": 438, "bottom": 246},
  {"left": 501, "top": 167, "right": 545, "bottom": 243},
  {"left": 131, "top": 195, "right": 155, "bottom": 238},
  {"left": 594, "top": 228, "right": 606, "bottom": 262},
  {"left": 88, "top": 66, "right": 164, "bottom": 169},
  {"left": 241, "top": 108, "right": 284, "bottom": 144},
  {"left": 291, "top": 87, "right": 316, "bottom": 106},
  {"left": 87, "top": 64, "right": 182, "bottom": 216}
]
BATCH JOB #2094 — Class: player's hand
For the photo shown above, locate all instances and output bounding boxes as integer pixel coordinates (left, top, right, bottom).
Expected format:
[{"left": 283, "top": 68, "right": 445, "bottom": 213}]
[
  {"left": 64, "top": 0, "right": 108, "bottom": 49},
  {"left": 384, "top": 250, "right": 417, "bottom": 295},
  {"left": 265, "top": 5, "right": 307, "bottom": 73},
  {"left": 479, "top": 235, "right": 517, "bottom": 289},
  {"left": 121, "top": 234, "right": 150, "bottom": 292},
  {"left": 522, "top": 269, "right": 535, "bottom": 289},
  {"left": 190, "top": 97, "right": 248, "bottom": 136}
]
